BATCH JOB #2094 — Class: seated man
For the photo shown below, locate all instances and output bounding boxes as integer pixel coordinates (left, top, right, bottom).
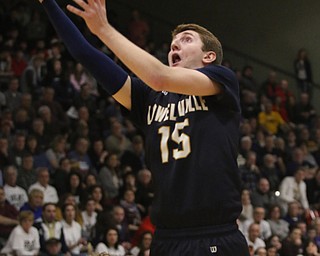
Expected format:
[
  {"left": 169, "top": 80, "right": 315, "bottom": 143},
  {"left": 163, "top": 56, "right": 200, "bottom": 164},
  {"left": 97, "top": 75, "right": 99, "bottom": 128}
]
[
  {"left": 241, "top": 206, "right": 272, "bottom": 241},
  {"left": 3, "top": 165, "right": 28, "bottom": 211},
  {"left": 28, "top": 167, "right": 59, "bottom": 204},
  {"left": 245, "top": 223, "right": 266, "bottom": 252},
  {"left": 34, "top": 202, "right": 69, "bottom": 255}
]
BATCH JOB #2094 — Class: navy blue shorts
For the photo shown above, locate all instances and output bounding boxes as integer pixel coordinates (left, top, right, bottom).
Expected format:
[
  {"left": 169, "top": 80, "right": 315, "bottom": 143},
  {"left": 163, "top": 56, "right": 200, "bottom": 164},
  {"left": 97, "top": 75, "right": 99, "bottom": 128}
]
[{"left": 150, "top": 223, "right": 250, "bottom": 256}]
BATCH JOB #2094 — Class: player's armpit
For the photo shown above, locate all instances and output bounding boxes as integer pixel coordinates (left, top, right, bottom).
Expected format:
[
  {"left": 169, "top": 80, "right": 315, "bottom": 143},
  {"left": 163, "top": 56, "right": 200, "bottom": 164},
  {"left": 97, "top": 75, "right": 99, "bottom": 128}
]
[{"left": 112, "top": 76, "right": 132, "bottom": 110}]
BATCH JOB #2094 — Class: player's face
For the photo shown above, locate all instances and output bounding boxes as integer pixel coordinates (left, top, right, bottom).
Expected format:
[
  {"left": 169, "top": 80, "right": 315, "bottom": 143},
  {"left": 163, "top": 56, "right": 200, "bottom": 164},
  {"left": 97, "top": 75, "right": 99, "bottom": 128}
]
[{"left": 168, "top": 30, "right": 206, "bottom": 69}]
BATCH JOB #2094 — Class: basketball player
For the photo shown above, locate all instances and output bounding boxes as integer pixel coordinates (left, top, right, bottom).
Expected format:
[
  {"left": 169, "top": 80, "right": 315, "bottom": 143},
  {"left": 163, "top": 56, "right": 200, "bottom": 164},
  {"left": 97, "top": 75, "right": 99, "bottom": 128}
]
[{"left": 38, "top": 0, "right": 249, "bottom": 254}]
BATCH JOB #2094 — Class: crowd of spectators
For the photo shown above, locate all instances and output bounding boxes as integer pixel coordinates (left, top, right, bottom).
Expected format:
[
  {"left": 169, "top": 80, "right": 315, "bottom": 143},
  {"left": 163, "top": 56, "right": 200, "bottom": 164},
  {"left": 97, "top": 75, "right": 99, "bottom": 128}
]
[{"left": 1, "top": 1, "right": 320, "bottom": 256}]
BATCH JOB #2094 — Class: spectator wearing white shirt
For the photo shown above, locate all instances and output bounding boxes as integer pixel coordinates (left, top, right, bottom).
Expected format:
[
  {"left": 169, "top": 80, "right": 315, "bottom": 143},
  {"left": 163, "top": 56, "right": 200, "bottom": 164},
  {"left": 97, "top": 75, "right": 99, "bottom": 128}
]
[
  {"left": 245, "top": 223, "right": 266, "bottom": 252},
  {"left": 33, "top": 202, "right": 69, "bottom": 255},
  {"left": 1, "top": 210, "right": 40, "bottom": 256},
  {"left": 81, "top": 197, "right": 97, "bottom": 242},
  {"left": 61, "top": 203, "right": 87, "bottom": 255},
  {"left": 95, "top": 227, "right": 126, "bottom": 256},
  {"left": 241, "top": 206, "right": 272, "bottom": 241},
  {"left": 28, "top": 167, "right": 58, "bottom": 203},
  {"left": 279, "top": 167, "right": 309, "bottom": 214},
  {"left": 3, "top": 165, "right": 28, "bottom": 210}
]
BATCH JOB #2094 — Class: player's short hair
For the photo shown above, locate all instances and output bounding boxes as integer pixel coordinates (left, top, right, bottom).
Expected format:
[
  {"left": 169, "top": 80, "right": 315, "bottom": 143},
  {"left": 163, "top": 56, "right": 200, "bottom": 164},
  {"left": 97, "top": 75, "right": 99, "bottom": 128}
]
[{"left": 172, "top": 23, "right": 223, "bottom": 65}]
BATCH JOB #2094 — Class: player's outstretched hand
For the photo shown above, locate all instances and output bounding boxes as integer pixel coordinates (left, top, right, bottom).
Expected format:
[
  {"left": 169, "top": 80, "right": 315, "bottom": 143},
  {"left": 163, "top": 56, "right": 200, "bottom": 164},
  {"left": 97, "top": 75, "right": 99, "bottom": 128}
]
[{"left": 67, "top": 0, "right": 109, "bottom": 36}]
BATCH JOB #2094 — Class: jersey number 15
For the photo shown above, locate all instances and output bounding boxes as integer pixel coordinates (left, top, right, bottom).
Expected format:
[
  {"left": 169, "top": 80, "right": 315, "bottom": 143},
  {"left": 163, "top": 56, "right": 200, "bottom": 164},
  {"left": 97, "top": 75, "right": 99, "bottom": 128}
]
[{"left": 158, "top": 119, "right": 191, "bottom": 163}]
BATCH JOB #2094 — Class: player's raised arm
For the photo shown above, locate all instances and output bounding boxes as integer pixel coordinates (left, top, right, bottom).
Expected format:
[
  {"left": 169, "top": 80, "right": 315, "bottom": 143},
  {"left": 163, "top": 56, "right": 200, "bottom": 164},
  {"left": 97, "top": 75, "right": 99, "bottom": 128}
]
[
  {"left": 39, "top": 0, "right": 132, "bottom": 110},
  {"left": 67, "top": 0, "right": 222, "bottom": 96}
]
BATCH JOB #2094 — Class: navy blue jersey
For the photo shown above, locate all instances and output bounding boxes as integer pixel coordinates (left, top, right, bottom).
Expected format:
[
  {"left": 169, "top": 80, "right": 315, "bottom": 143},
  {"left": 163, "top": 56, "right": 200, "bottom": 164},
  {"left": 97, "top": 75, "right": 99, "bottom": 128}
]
[{"left": 129, "top": 65, "right": 242, "bottom": 229}]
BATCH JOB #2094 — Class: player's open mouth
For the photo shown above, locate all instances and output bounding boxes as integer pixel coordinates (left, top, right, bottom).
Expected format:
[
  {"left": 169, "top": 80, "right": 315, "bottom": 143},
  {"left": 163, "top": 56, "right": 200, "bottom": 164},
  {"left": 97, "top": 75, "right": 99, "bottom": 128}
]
[{"left": 172, "top": 53, "right": 181, "bottom": 65}]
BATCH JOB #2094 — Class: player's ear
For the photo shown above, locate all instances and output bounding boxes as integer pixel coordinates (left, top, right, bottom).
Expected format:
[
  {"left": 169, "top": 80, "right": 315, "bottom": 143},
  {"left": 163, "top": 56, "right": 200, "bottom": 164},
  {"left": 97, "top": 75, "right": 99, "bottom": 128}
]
[{"left": 203, "top": 51, "right": 216, "bottom": 64}]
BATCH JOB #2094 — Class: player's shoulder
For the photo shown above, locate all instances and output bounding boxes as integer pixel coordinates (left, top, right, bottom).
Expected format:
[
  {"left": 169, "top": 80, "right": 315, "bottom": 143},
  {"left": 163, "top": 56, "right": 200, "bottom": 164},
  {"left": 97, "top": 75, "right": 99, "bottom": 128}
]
[
  {"left": 198, "top": 64, "right": 235, "bottom": 75},
  {"left": 197, "top": 64, "right": 238, "bottom": 84}
]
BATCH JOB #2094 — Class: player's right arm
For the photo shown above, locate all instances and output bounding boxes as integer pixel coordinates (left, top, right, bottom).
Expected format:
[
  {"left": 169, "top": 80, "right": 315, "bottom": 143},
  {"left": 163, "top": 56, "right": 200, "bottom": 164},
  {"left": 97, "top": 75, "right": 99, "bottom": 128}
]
[
  {"left": 39, "top": 0, "right": 132, "bottom": 110},
  {"left": 67, "top": 0, "right": 221, "bottom": 97}
]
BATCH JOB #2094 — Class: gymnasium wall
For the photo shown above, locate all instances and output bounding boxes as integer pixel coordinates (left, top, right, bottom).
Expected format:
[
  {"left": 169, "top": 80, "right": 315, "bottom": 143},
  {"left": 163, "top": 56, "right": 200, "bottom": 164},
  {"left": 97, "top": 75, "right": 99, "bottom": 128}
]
[{"left": 111, "top": 0, "right": 320, "bottom": 105}]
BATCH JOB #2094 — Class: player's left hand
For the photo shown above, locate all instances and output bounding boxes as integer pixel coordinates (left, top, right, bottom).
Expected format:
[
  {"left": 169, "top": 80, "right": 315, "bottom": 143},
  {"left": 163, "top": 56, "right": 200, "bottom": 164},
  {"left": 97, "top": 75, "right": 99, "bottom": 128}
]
[{"left": 67, "top": 0, "right": 110, "bottom": 36}]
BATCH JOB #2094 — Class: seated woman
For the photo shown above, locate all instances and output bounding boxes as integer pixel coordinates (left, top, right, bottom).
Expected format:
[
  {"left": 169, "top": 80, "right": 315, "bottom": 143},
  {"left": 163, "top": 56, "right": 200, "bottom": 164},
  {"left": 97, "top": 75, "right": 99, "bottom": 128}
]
[
  {"left": 267, "top": 204, "right": 289, "bottom": 240},
  {"left": 130, "top": 231, "right": 153, "bottom": 256},
  {"left": 65, "top": 172, "right": 86, "bottom": 205},
  {"left": 120, "top": 189, "right": 142, "bottom": 237},
  {"left": 20, "top": 188, "right": 44, "bottom": 223},
  {"left": 304, "top": 239, "right": 320, "bottom": 256},
  {"left": 86, "top": 184, "right": 112, "bottom": 213},
  {"left": 1, "top": 210, "right": 40, "bottom": 256},
  {"left": 56, "top": 193, "right": 83, "bottom": 226},
  {"left": 81, "top": 197, "right": 97, "bottom": 243},
  {"left": 61, "top": 203, "right": 87, "bottom": 256},
  {"left": 95, "top": 227, "right": 126, "bottom": 256}
]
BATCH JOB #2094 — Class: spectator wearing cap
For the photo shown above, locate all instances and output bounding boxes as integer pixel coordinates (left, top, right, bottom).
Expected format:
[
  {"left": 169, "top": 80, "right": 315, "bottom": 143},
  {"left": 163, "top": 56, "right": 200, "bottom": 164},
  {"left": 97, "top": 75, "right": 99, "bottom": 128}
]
[{"left": 44, "top": 237, "right": 64, "bottom": 256}]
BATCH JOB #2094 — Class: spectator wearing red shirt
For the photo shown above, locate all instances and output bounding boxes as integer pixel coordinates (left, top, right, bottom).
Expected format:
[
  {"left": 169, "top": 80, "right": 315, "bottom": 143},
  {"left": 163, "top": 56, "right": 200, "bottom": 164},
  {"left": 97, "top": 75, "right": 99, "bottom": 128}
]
[{"left": 0, "top": 186, "right": 19, "bottom": 247}]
